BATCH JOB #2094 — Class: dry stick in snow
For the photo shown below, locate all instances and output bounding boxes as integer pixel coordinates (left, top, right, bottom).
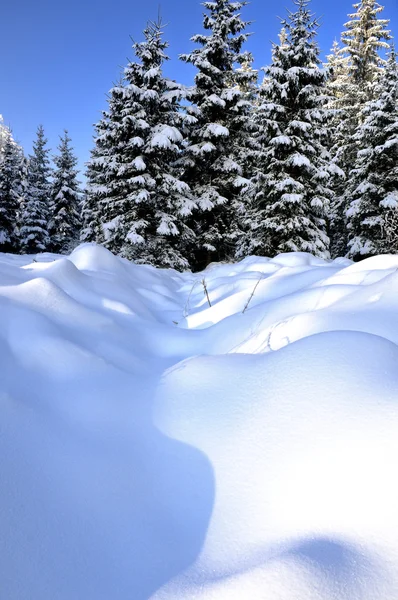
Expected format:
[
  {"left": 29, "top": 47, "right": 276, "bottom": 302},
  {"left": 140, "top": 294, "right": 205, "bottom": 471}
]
[
  {"left": 183, "top": 280, "right": 199, "bottom": 318},
  {"left": 201, "top": 278, "right": 212, "bottom": 307},
  {"left": 242, "top": 276, "right": 263, "bottom": 314}
]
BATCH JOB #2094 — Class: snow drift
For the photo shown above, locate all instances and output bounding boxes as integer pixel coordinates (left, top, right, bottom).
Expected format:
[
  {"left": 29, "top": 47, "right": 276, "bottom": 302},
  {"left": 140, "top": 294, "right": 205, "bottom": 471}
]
[{"left": 1, "top": 244, "right": 398, "bottom": 599}]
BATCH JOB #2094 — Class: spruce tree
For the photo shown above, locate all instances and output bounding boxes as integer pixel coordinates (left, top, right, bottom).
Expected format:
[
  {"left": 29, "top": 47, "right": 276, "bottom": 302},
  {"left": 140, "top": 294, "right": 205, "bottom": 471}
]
[
  {"left": 231, "top": 56, "right": 259, "bottom": 191},
  {"left": 180, "top": 0, "right": 255, "bottom": 269},
  {"left": 20, "top": 125, "right": 51, "bottom": 253},
  {"left": 0, "top": 132, "right": 24, "bottom": 252},
  {"left": 324, "top": 40, "right": 351, "bottom": 257},
  {"left": 80, "top": 187, "right": 99, "bottom": 244},
  {"left": 49, "top": 131, "right": 81, "bottom": 253},
  {"left": 346, "top": 47, "right": 398, "bottom": 259},
  {"left": 0, "top": 115, "right": 11, "bottom": 159},
  {"left": 82, "top": 80, "right": 125, "bottom": 247},
  {"left": 85, "top": 22, "right": 196, "bottom": 270},
  {"left": 327, "top": 0, "right": 391, "bottom": 256},
  {"left": 238, "top": 0, "right": 332, "bottom": 259},
  {"left": 236, "top": 28, "right": 288, "bottom": 259},
  {"left": 230, "top": 57, "right": 260, "bottom": 255},
  {"left": 341, "top": 0, "right": 390, "bottom": 94}
]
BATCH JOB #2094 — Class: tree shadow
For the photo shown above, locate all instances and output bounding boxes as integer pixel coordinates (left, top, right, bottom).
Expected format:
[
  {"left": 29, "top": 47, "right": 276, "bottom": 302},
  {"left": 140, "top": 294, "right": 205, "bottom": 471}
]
[{"left": 0, "top": 365, "right": 215, "bottom": 600}]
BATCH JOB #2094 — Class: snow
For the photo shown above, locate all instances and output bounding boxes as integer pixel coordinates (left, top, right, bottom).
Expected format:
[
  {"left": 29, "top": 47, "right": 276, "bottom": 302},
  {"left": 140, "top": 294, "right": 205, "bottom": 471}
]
[
  {"left": 271, "top": 135, "right": 292, "bottom": 146},
  {"left": 2, "top": 244, "right": 398, "bottom": 599},
  {"left": 150, "top": 125, "right": 183, "bottom": 149},
  {"left": 281, "top": 192, "right": 303, "bottom": 203},
  {"left": 290, "top": 153, "right": 312, "bottom": 168},
  {"left": 144, "top": 67, "right": 161, "bottom": 80},
  {"left": 207, "top": 93, "right": 226, "bottom": 107},
  {"left": 102, "top": 217, "right": 121, "bottom": 241},
  {"left": 132, "top": 156, "right": 146, "bottom": 171},
  {"left": 200, "top": 142, "right": 216, "bottom": 153},
  {"left": 380, "top": 191, "right": 398, "bottom": 209},
  {"left": 204, "top": 123, "right": 229, "bottom": 138},
  {"left": 129, "top": 136, "right": 145, "bottom": 148}
]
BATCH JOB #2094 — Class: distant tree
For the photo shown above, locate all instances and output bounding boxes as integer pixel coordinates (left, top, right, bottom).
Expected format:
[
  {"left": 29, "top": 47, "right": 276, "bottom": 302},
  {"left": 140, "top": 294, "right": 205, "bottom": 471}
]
[
  {"left": 324, "top": 40, "right": 350, "bottom": 257},
  {"left": 0, "top": 132, "right": 25, "bottom": 252},
  {"left": 80, "top": 187, "right": 99, "bottom": 244},
  {"left": 327, "top": 0, "right": 391, "bottom": 256},
  {"left": 237, "top": 27, "right": 288, "bottom": 258},
  {"left": 0, "top": 115, "right": 13, "bottom": 160},
  {"left": 346, "top": 47, "right": 398, "bottom": 259},
  {"left": 341, "top": 0, "right": 390, "bottom": 95},
  {"left": 238, "top": 0, "right": 332, "bottom": 259},
  {"left": 49, "top": 131, "right": 81, "bottom": 253},
  {"left": 20, "top": 125, "right": 51, "bottom": 253}
]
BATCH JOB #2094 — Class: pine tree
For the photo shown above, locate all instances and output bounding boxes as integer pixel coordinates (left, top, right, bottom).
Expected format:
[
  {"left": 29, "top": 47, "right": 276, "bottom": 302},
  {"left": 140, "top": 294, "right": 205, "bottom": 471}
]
[
  {"left": 82, "top": 80, "right": 125, "bottom": 246},
  {"left": 236, "top": 28, "right": 288, "bottom": 259},
  {"left": 237, "top": 0, "right": 332, "bottom": 259},
  {"left": 231, "top": 55, "right": 259, "bottom": 189},
  {"left": 49, "top": 131, "right": 81, "bottom": 253},
  {"left": 20, "top": 125, "right": 51, "bottom": 253},
  {"left": 327, "top": 0, "right": 391, "bottom": 256},
  {"left": 0, "top": 115, "right": 12, "bottom": 160},
  {"left": 85, "top": 22, "right": 196, "bottom": 270},
  {"left": 324, "top": 40, "right": 350, "bottom": 257},
  {"left": 341, "top": 0, "right": 390, "bottom": 94},
  {"left": 180, "top": 0, "right": 255, "bottom": 269},
  {"left": 0, "top": 132, "right": 25, "bottom": 252},
  {"left": 80, "top": 187, "right": 99, "bottom": 244},
  {"left": 231, "top": 57, "right": 260, "bottom": 254},
  {"left": 346, "top": 47, "right": 398, "bottom": 259}
]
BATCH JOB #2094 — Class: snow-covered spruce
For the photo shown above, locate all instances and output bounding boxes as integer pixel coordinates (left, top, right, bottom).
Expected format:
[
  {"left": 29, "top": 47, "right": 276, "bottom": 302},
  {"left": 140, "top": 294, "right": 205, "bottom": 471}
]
[
  {"left": 0, "top": 131, "right": 25, "bottom": 252},
  {"left": 180, "top": 0, "right": 256, "bottom": 270},
  {"left": 346, "top": 47, "right": 398, "bottom": 259},
  {"left": 82, "top": 80, "right": 125, "bottom": 247},
  {"left": 84, "top": 20, "right": 196, "bottom": 271},
  {"left": 0, "top": 115, "right": 14, "bottom": 160},
  {"left": 19, "top": 125, "right": 51, "bottom": 253},
  {"left": 326, "top": 0, "right": 391, "bottom": 257},
  {"left": 238, "top": 0, "right": 332, "bottom": 259},
  {"left": 49, "top": 131, "right": 81, "bottom": 254},
  {"left": 324, "top": 39, "right": 350, "bottom": 258},
  {"left": 341, "top": 0, "right": 390, "bottom": 93}
]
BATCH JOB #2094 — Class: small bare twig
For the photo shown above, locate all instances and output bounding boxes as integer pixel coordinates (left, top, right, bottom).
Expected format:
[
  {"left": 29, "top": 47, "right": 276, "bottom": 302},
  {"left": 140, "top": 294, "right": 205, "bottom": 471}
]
[
  {"left": 242, "top": 275, "right": 263, "bottom": 314},
  {"left": 201, "top": 278, "right": 212, "bottom": 307},
  {"left": 183, "top": 280, "right": 198, "bottom": 318}
]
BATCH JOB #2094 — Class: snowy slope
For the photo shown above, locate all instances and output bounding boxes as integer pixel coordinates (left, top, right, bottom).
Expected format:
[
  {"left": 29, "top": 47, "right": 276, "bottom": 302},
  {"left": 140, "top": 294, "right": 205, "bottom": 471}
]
[{"left": 1, "top": 244, "right": 398, "bottom": 600}]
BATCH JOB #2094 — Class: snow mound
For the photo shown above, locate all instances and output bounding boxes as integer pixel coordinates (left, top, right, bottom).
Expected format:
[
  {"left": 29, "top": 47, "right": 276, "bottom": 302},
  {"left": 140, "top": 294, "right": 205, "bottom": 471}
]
[
  {"left": 69, "top": 241, "right": 131, "bottom": 274},
  {"left": 1, "top": 244, "right": 398, "bottom": 600},
  {"left": 154, "top": 331, "right": 398, "bottom": 600}
]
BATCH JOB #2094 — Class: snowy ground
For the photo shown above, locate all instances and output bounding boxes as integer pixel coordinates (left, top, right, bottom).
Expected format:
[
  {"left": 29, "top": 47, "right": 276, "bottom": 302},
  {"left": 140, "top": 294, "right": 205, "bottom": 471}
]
[{"left": 1, "top": 244, "right": 398, "bottom": 600}]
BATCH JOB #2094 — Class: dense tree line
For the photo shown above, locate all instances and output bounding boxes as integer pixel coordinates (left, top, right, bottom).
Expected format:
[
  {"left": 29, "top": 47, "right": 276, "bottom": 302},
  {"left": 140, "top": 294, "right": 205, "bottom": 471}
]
[
  {"left": 1, "top": 0, "right": 397, "bottom": 269},
  {"left": 0, "top": 121, "right": 82, "bottom": 254}
]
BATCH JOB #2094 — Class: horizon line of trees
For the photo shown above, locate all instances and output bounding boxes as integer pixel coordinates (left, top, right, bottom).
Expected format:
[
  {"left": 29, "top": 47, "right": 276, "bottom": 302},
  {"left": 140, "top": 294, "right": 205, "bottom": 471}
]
[
  {"left": 1, "top": 0, "right": 397, "bottom": 271},
  {"left": 0, "top": 121, "right": 81, "bottom": 255}
]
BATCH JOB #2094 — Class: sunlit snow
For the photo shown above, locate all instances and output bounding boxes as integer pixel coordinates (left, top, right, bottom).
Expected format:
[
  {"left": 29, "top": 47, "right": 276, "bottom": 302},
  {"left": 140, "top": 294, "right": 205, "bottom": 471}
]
[{"left": 2, "top": 244, "right": 398, "bottom": 600}]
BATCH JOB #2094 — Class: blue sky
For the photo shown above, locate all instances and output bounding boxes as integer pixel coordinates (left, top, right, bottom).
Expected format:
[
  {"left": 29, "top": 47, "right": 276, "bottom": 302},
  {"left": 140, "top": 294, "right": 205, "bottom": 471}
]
[{"left": 2, "top": 0, "right": 397, "bottom": 177}]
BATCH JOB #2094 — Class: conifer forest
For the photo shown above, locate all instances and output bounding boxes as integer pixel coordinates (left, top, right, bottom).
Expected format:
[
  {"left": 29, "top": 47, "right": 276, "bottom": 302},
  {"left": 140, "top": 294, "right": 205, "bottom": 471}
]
[{"left": 1, "top": 0, "right": 397, "bottom": 271}]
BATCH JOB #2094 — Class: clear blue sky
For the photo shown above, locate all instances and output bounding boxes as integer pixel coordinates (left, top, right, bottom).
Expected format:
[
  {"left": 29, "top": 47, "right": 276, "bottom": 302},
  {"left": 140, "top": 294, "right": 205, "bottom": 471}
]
[{"left": 2, "top": 0, "right": 397, "bottom": 177}]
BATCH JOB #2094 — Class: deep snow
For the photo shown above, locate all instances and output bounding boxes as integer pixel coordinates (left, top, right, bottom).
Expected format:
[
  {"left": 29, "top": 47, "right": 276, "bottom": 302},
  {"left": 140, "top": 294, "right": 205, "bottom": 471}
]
[{"left": 1, "top": 244, "right": 398, "bottom": 599}]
